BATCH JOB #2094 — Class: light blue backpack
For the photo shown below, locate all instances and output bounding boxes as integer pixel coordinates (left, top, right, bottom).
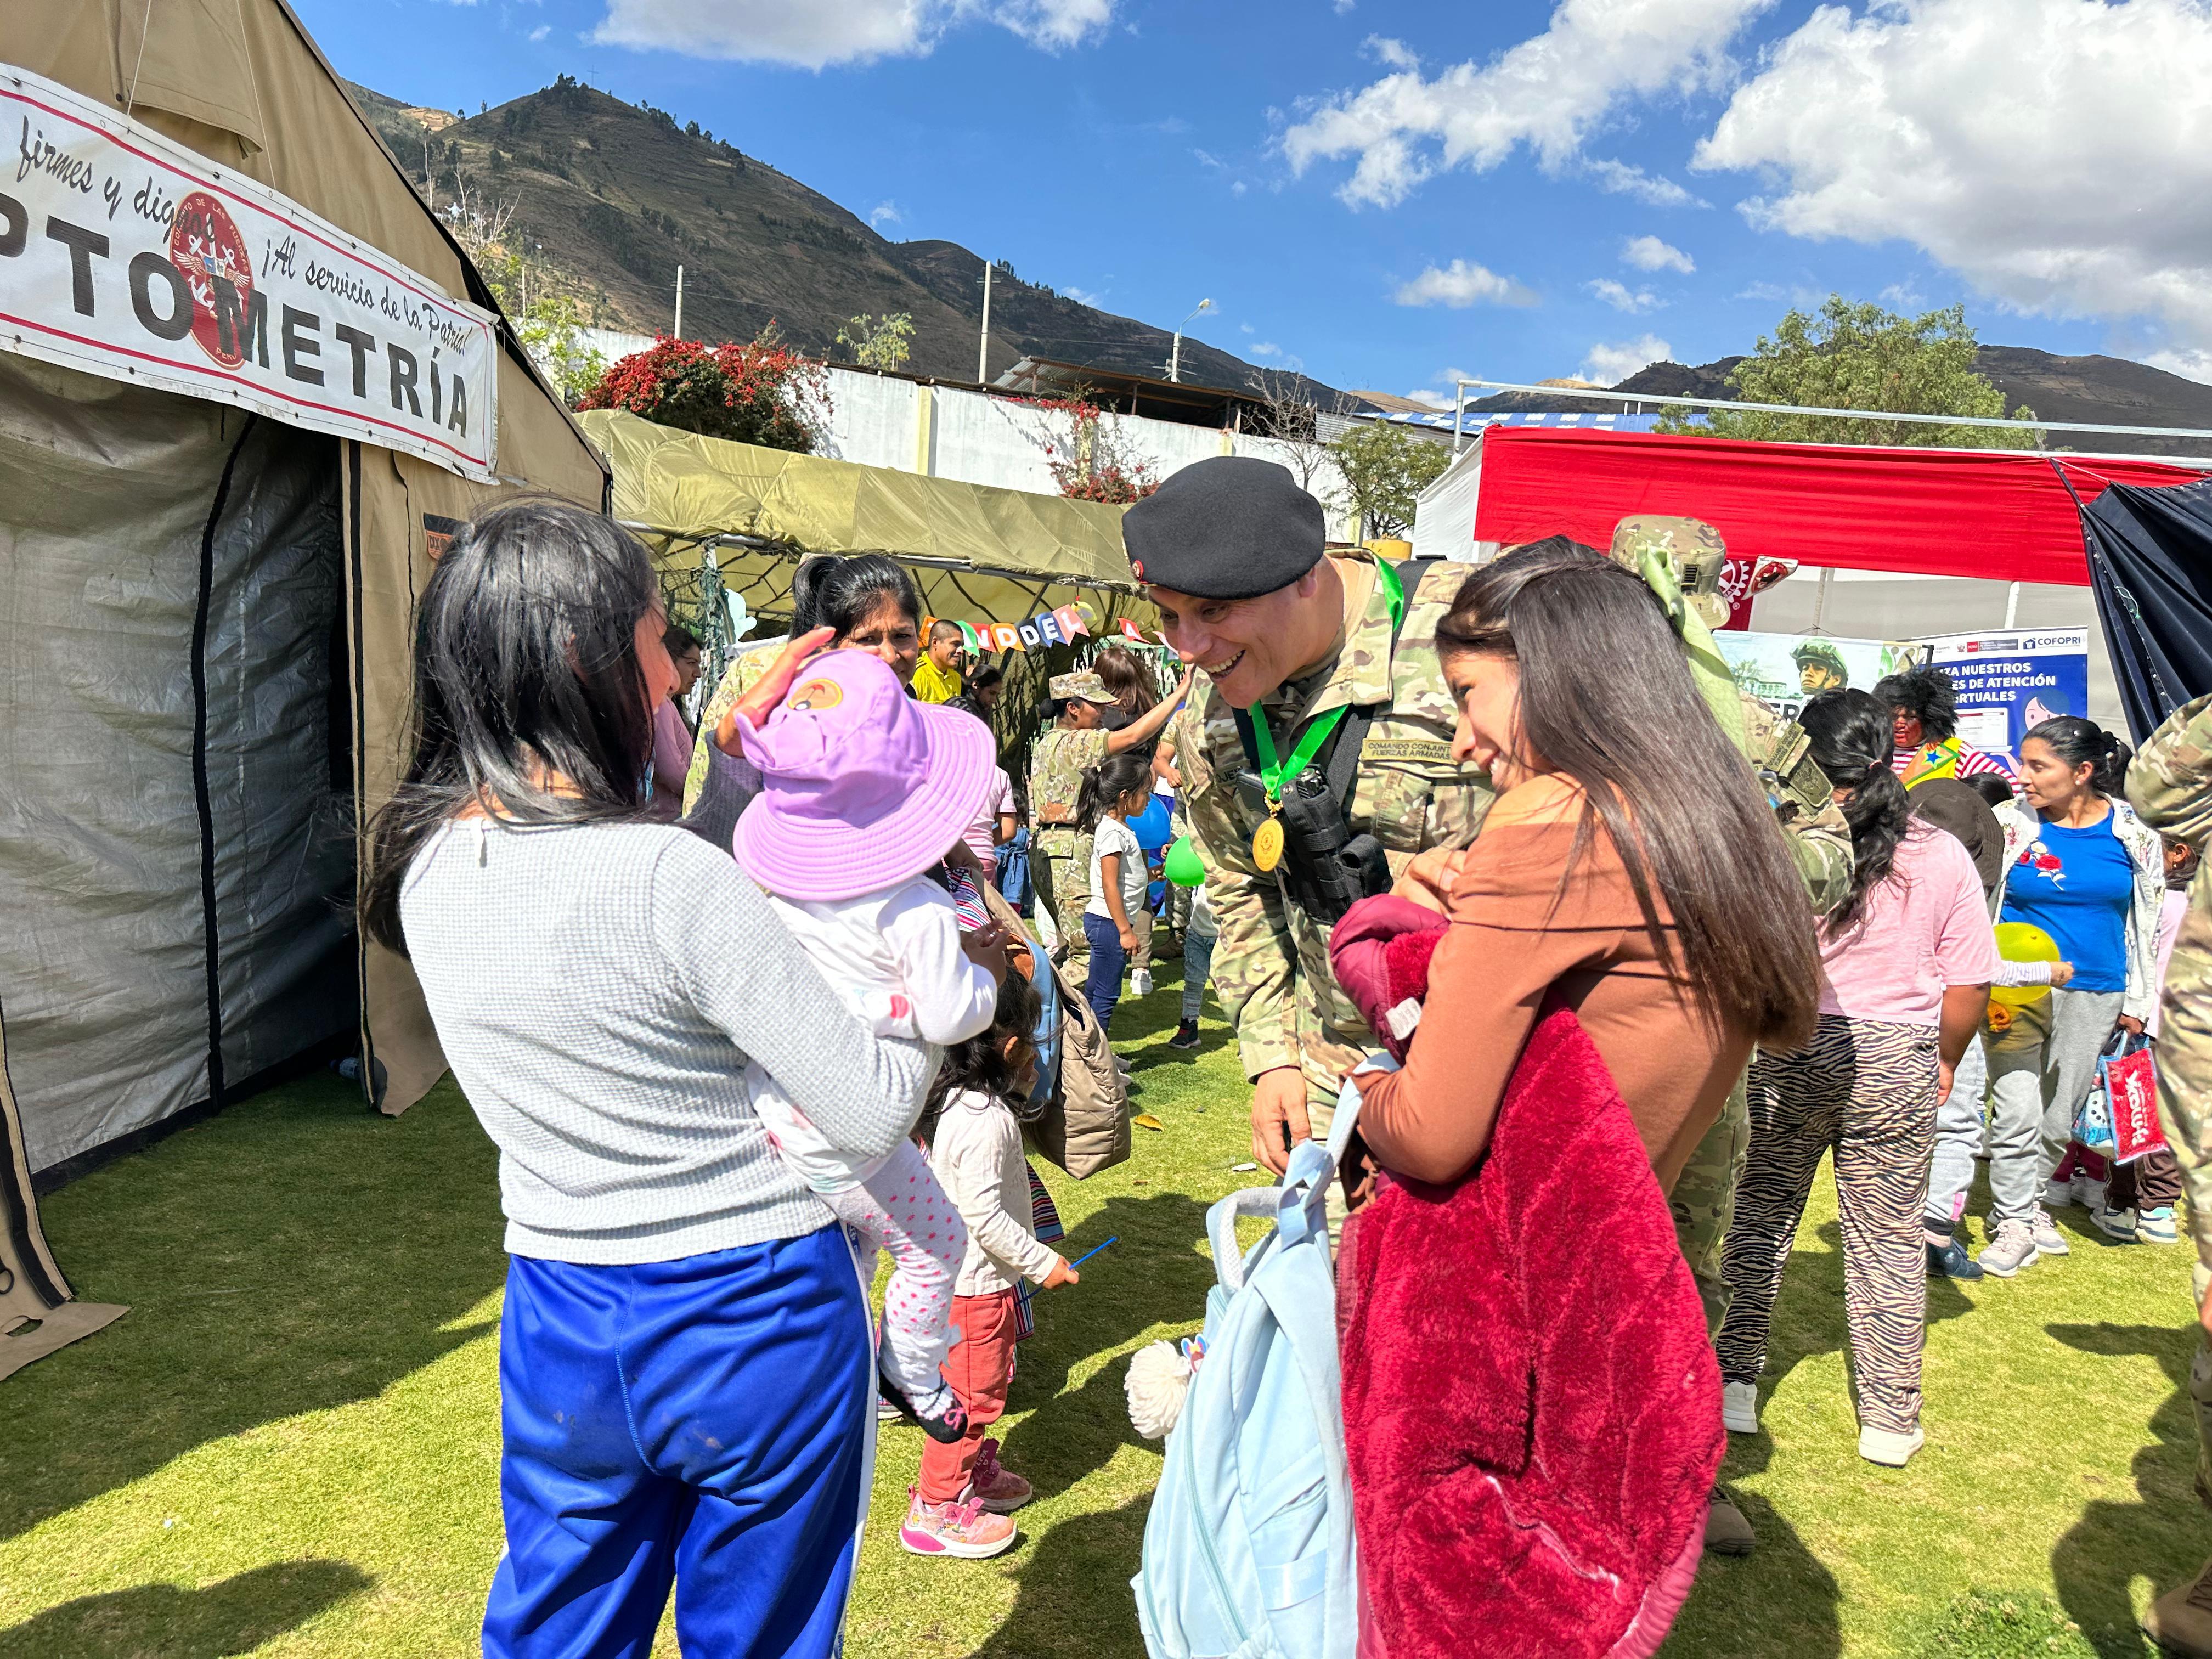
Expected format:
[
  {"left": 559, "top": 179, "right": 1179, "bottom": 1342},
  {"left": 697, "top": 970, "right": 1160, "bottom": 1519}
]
[{"left": 1131, "top": 1094, "right": 1362, "bottom": 1659}]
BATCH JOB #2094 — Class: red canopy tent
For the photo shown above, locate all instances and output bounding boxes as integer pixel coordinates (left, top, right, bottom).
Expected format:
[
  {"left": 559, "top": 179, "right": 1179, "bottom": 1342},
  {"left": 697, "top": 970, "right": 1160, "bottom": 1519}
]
[{"left": 1468, "top": 426, "right": 2208, "bottom": 587}]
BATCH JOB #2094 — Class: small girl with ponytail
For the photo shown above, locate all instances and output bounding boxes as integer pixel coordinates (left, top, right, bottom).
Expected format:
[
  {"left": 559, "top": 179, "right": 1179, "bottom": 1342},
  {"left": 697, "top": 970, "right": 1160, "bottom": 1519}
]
[
  {"left": 1716, "top": 689, "right": 1997, "bottom": 1469},
  {"left": 1077, "top": 752, "right": 1156, "bottom": 1032}
]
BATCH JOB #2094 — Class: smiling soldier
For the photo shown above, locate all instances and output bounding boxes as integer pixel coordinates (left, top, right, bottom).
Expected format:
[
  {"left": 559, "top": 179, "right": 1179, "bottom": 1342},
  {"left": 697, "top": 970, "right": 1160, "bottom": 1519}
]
[{"left": 1126, "top": 456, "right": 1492, "bottom": 1182}]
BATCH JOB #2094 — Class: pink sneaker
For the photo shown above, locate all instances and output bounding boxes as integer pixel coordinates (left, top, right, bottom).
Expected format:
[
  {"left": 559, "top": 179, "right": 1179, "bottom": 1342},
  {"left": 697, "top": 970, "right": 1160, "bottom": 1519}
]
[
  {"left": 960, "top": 1438, "right": 1033, "bottom": 1515},
  {"left": 899, "top": 1487, "right": 1016, "bottom": 1559}
]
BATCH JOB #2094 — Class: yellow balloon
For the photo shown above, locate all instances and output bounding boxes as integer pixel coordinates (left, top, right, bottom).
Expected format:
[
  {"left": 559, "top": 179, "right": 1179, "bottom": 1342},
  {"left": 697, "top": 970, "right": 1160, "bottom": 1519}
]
[{"left": 1990, "top": 922, "right": 2059, "bottom": 1006}]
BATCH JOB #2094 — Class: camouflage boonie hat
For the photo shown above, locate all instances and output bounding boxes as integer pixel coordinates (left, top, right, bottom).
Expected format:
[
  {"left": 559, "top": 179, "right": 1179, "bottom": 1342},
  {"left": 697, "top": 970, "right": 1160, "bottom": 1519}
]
[
  {"left": 1792, "top": 639, "right": 1850, "bottom": 680},
  {"left": 1049, "top": 669, "right": 1116, "bottom": 703},
  {"left": 1609, "top": 515, "right": 1729, "bottom": 629}
]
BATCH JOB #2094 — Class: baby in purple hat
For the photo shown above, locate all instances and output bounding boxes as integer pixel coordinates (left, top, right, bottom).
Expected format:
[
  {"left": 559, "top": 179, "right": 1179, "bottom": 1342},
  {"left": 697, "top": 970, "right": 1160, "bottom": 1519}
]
[{"left": 731, "top": 648, "right": 1004, "bottom": 1440}]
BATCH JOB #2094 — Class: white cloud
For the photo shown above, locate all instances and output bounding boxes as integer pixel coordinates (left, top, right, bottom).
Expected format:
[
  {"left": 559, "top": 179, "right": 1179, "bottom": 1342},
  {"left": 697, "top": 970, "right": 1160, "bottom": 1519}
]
[
  {"left": 590, "top": 0, "right": 1111, "bottom": 67},
  {"left": 1579, "top": 333, "right": 1673, "bottom": 384},
  {"left": 2142, "top": 349, "right": 2212, "bottom": 386},
  {"left": 1735, "top": 279, "right": 1825, "bottom": 308},
  {"left": 1065, "top": 285, "right": 1105, "bottom": 306},
  {"left": 1393, "top": 258, "right": 1538, "bottom": 308},
  {"left": 1404, "top": 387, "right": 1456, "bottom": 409},
  {"left": 1693, "top": 0, "right": 2212, "bottom": 356},
  {"left": 869, "top": 201, "right": 904, "bottom": 227},
  {"left": 1588, "top": 277, "right": 1662, "bottom": 313},
  {"left": 1878, "top": 283, "right": 1926, "bottom": 309},
  {"left": 528, "top": 22, "right": 550, "bottom": 38},
  {"left": 1334, "top": 0, "right": 1356, "bottom": 12},
  {"left": 1584, "top": 157, "right": 1705, "bottom": 207},
  {"left": 1622, "top": 234, "right": 1694, "bottom": 273},
  {"left": 1282, "top": 0, "right": 1775, "bottom": 208},
  {"left": 1251, "top": 341, "right": 1282, "bottom": 356},
  {"left": 1364, "top": 35, "right": 1418, "bottom": 71}
]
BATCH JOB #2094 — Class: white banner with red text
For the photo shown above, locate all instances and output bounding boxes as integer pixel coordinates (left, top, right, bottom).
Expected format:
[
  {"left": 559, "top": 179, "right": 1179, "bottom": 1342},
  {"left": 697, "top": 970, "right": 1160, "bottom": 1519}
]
[{"left": 3, "top": 65, "right": 497, "bottom": 480}]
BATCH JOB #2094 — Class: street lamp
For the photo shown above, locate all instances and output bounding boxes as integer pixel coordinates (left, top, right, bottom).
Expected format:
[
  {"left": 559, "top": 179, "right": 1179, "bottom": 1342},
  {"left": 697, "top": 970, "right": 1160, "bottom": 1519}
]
[{"left": 1169, "top": 297, "right": 1213, "bottom": 383}]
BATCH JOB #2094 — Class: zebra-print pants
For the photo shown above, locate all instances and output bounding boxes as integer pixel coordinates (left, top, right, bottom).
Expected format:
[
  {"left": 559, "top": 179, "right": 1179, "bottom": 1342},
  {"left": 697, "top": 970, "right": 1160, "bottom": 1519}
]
[{"left": 1715, "top": 1015, "right": 1939, "bottom": 1436}]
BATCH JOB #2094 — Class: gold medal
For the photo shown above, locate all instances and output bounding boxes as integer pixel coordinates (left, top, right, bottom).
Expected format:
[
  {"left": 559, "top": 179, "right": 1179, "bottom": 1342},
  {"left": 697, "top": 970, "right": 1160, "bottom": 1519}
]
[{"left": 1251, "top": 813, "right": 1284, "bottom": 872}]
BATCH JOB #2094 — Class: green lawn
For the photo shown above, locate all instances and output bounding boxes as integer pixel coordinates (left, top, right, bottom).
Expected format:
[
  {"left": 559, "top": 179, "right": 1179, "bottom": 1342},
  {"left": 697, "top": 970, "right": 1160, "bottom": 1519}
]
[{"left": 2, "top": 952, "right": 2203, "bottom": 1658}]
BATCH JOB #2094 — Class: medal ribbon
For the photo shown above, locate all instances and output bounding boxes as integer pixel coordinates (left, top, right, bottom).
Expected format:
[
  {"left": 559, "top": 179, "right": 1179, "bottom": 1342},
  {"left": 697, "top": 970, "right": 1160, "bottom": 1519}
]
[{"left": 1248, "top": 557, "right": 1408, "bottom": 806}]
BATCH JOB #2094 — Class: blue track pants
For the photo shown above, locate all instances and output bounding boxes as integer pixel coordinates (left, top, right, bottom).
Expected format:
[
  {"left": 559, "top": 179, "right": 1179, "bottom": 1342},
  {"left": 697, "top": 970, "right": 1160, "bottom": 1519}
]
[{"left": 484, "top": 1225, "right": 869, "bottom": 1659}]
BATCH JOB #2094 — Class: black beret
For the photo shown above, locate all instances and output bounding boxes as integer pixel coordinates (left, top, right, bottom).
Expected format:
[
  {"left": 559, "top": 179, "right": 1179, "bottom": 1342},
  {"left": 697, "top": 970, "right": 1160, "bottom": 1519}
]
[{"left": 1121, "top": 455, "right": 1326, "bottom": 600}]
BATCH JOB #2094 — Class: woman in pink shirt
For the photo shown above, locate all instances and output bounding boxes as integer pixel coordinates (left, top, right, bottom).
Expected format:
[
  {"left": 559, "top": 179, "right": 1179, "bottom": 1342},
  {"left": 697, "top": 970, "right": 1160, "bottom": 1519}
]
[
  {"left": 1716, "top": 690, "right": 1997, "bottom": 1469},
  {"left": 649, "top": 622, "right": 704, "bottom": 817}
]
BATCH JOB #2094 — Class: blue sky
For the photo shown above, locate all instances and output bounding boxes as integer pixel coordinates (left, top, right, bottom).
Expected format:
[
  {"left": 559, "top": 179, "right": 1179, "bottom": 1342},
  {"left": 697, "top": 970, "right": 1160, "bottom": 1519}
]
[{"left": 295, "top": 0, "right": 2212, "bottom": 400}]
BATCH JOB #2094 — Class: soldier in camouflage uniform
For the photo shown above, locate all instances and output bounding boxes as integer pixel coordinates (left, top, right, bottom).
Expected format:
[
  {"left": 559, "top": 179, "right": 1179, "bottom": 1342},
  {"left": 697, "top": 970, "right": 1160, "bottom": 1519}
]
[
  {"left": 2128, "top": 695, "right": 2212, "bottom": 1657},
  {"left": 1121, "top": 459, "right": 1494, "bottom": 1176},
  {"left": 1029, "top": 668, "right": 1189, "bottom": 983},
  {"left": 1610, "top": 517, "right": 1852, "bottom": 1559}
]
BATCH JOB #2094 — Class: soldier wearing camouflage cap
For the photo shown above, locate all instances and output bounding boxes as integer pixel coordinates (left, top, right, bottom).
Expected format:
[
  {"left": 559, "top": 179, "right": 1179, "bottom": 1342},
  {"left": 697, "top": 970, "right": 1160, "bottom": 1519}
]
[
  {"left": 1611, "top": 516, "right": 1853, "bottom": 1559},
  {"left": 1128, "top": 455, "right": 1493, "bottom": 1183},
  {"left": 1793, "top": 637, "right": 1850, "bottom": 695},
  {"left": 1028, "top": 663, "right": 1191, "bottom": 984},
  {"left": 2128, "top": 696, "right": 2212, "bottom": 1656}
]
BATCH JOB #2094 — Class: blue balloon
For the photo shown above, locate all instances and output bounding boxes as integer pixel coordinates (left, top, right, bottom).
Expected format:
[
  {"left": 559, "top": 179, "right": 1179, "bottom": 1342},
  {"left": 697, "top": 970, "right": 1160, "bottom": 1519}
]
[{"left": 1130, "top": 794, "right": 1172, "bottom": 851}]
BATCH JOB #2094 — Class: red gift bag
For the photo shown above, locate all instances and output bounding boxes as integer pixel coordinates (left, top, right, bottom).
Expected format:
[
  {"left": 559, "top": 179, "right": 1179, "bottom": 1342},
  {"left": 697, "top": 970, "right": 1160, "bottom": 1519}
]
[{"left": 2104, "top": 1037, "right": 2167, "bottom": 1164}]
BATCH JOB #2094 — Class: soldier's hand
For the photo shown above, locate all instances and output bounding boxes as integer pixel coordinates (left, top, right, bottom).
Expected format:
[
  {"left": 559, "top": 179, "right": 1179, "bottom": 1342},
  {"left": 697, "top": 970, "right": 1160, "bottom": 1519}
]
[{"left": 1251, "top": 1066, "right": 1312, "bottom": 1176}]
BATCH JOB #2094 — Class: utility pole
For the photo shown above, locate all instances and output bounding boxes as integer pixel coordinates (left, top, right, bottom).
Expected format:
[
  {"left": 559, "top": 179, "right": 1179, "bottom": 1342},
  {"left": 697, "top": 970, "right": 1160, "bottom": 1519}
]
[
  {"left": 673, "top": 264, "right": 685, "bottom": 340},
  {"left": 977, "top": 259, "right": 992, "bottom": 385},
  {"left": 1169, "top": 298, "right": 1213, "bottom": 383}
]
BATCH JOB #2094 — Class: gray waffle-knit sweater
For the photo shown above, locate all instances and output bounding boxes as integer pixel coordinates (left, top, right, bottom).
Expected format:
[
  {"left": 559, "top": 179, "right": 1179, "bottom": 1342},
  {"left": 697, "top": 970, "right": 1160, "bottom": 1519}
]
[{"left": 400, "top": 817, "right": 935, "bottom": 1263}]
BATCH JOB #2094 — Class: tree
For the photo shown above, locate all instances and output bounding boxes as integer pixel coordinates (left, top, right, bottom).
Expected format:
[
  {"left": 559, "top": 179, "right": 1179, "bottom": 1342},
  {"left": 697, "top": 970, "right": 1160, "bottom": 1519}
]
[
  {"left": 515, "top": 295, "right": 607, "bottom": 407},
  {"left": 579, "top": 332, "right": 832, "bottom": 453},
  {"left": 835, "top": 312, "right": 915, "bottom": 371},
  {"left": 1656, "top": 297, "right": 2041, "bottom": 449},
  {"left": 1247, "top": 368, "right": 1341, "bottom": 501},
  {"left": 1015, "top": 396, "right": 1160, "bottom": 504},
  {"left": 1328, "top": 421, "right": 1450, "bottom": 539}
]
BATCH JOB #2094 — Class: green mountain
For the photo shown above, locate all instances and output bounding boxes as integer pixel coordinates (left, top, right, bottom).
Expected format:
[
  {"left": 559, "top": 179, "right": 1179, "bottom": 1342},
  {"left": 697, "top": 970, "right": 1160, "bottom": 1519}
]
[{"left": 345, "top": 76, "right": 1288, "bottom": 393}]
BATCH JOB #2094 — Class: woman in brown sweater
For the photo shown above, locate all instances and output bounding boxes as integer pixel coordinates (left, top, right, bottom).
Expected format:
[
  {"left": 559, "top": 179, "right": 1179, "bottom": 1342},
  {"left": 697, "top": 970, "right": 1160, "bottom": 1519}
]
[{"left": 1353, "top": 540, "right": 1820, "bottom": 1193}]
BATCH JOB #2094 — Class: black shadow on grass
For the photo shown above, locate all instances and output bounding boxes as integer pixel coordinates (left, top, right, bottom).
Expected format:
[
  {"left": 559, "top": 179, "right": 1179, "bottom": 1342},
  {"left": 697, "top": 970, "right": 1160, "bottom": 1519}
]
[
  {"left": 978, "top": 1493, "right": 1153, "bottom": 1659},
  {"left": 2047, "top": 1322, "right": 2202, "bottom": 1658},
  {"left": 998, "top": 1192, "right": 1215, "bottom": 1500},
  {"left": 1, "top": 1073, "right": 507, "bottom": 1545},
  {"left": 0, "top": 1560, "right": 373, "bottom": 1657},
  {"left": 1752, "top": 1219, "right": 1977, "bottom": 1412},
  {"left": 1669, "top": 1428, "right": 1845, "bottom": 1658}
]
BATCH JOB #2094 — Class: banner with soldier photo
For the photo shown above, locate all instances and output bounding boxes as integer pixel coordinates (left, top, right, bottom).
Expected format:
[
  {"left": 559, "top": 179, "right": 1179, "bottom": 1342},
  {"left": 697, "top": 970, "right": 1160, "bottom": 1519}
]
[{"left": 1714, "top": 632, "right": 1929, "bottom": 723}]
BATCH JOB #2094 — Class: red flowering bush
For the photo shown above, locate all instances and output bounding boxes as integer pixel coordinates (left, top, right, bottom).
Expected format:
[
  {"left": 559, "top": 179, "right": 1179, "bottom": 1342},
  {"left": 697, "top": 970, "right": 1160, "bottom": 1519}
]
[
  {"left": 1024, "top": 396, "right": 1160, "bottom": 504},
  {"left": 580, "top": 330, "right": 831, "bottom": 453}
]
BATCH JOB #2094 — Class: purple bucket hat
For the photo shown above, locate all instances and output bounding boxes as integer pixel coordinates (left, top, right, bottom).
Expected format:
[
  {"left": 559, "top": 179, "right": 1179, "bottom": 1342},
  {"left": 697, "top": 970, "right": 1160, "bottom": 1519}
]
[{"left": 730, "top": 650, "right": 997, "bottom": 903}]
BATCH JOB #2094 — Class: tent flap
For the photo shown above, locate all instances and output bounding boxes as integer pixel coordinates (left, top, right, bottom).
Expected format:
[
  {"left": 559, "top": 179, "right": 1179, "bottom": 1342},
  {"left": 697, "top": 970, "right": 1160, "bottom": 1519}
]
[{"left": 2081, "top": 481, "right": 2212, "bottom": 741}]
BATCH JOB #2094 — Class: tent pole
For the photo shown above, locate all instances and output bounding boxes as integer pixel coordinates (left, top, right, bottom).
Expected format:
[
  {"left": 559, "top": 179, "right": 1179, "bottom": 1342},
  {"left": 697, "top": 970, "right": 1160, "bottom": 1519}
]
[
  {"left": 1813, "top": 566, "right": 1832, "bottom": 634},
  {"left": 1453, "top": 381, "right": 1467, "bottom": 456},
  {"left": 2004, "top": 581, "right": 2021, "bottom": 629}
]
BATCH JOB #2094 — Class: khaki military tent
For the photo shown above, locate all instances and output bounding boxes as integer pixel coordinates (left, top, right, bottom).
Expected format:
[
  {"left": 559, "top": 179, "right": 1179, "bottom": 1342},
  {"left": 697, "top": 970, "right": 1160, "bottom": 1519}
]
[
  {"left": 0, "top": 2, "right": 607, "bottom": 1376},
  {"left": 582, "top": 408, "right": 1142, "bottom": 640},
  {"left": 581, "top": 409, "right": 1149, "bottom": 781}
]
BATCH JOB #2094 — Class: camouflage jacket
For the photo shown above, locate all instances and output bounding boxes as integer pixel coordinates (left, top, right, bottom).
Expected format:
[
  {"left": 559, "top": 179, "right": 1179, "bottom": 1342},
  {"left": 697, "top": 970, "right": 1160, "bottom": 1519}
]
[
  {"left": 2126, "top": 693, "right": 2212, "bottom": 1280},
  {"left": 1178, "top": 556, "right": 1493, "bottom": 1094},
  {"left": 1030, "top": 725, "right": 1110, "bottom": 853},
  {"left": 1740, "top": 692, "right": 1853, "bottom": 917}
]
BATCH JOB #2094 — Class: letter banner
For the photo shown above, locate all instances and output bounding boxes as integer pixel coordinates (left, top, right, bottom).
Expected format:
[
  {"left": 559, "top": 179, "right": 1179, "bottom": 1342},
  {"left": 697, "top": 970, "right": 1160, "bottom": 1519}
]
[
  {"left": 930, "top": 603, "right": 1093, "bottom": 654},
  {"left": 1915, "top": 629, "right": 2091, "bottom": 769},
  {"left": 1, "top": 66, "right": 498, "bottom": 481}
]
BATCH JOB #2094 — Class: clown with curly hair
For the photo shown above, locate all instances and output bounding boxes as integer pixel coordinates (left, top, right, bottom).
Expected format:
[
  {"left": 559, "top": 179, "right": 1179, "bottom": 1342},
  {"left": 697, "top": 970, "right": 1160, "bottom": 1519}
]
[{"left": 1872, "top": 663, "right": 2018, "bottom": 792}]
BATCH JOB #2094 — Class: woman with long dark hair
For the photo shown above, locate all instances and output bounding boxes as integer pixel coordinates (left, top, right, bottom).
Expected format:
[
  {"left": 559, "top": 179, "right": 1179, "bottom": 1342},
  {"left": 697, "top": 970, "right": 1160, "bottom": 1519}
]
[
  {"left": 362, "top": 499, "right": 936, "bottom": 1657},
  {"left": 1978, "top": 714, "right": 2164, "bottom": 1276},
  {"left": 1713, "top": 690, "right": 1996, "bottom": 1468},
  {"left": 1349, "top": 541, "right": 1820, "bottom": 1195}
]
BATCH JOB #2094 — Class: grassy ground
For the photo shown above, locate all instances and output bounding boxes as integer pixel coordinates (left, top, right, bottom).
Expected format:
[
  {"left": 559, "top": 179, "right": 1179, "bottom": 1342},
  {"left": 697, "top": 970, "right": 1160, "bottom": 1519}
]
[{"left": 1, "top": 949, "right": 2202, "bottom": 1658}]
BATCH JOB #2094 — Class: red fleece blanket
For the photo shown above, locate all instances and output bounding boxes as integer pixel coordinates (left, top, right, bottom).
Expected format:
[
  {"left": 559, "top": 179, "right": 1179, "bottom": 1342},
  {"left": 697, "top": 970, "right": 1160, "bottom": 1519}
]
[{"left": 1336, "top": 1004, "right": 1721, "bottom": 1659}]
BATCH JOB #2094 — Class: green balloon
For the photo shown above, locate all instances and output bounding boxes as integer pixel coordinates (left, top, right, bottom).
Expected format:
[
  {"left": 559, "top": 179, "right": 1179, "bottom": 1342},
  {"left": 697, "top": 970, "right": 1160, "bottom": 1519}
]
[{"left": 1165, "top": 835, "right": 1206, "bottom": 888}]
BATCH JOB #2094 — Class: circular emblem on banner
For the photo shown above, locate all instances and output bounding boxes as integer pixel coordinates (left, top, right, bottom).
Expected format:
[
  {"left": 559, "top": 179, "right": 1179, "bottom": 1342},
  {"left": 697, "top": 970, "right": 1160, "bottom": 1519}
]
[
  {"left": 1130, "top": 558, "right": 1146, "bottom": 581},
  {"left": 169, "top": 191, "right": 255, "bottom": 370}
]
